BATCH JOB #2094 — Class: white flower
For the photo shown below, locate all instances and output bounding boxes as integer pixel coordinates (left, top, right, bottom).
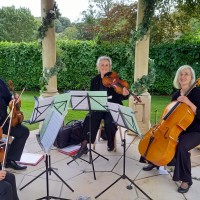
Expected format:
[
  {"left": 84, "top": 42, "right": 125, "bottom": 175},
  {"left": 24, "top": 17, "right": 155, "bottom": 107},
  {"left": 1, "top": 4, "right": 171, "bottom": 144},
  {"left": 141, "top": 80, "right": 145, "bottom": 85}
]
[{"left": 49, "top": 10, "right": 55, "bottom": 15}]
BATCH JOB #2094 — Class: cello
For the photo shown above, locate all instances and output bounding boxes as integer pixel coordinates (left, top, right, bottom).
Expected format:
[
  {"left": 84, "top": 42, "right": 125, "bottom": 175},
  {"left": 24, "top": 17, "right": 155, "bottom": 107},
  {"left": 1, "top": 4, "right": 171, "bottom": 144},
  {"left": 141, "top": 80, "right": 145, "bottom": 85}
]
[{"left": 138, "top": 78, "right": 200, "bottom": 166}]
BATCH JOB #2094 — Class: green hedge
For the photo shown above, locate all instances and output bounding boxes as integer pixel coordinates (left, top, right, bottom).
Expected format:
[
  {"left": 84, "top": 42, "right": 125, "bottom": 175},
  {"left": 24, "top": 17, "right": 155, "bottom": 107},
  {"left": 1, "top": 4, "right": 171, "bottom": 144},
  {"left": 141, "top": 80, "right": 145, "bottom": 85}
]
[{"left": 0, "top": 40, "right": 199, "bottom": 94}]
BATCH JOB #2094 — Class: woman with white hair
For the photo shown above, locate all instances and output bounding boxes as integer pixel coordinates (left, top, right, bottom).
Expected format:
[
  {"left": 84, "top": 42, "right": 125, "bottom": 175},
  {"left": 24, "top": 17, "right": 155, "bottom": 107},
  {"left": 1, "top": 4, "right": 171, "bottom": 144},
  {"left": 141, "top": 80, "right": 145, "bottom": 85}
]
[
  {"left": 74, "top": 56, "right": 129, "bottom": 158},
  {"left": 142, "top": 65, "right": 200, "bottom": 193}
]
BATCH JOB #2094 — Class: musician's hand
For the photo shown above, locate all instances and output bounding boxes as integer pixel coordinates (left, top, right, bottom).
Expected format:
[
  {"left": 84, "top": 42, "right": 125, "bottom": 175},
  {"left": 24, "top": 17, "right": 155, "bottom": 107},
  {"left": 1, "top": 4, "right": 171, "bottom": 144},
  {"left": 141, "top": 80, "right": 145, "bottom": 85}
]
[
  {"left": 177, "top": 96, "right": 191, "bottom": 105},
  {"left": 0, "top": 170, "right": 6, "bottom": 181},
  {"left": 122, "top": 87, "right": 129, "bottom": 96}
]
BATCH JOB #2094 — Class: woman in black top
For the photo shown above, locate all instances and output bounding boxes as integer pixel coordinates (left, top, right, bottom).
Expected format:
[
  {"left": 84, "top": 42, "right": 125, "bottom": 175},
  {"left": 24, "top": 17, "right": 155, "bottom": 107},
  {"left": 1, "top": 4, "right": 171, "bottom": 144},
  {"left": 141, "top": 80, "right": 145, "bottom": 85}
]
[
  {"left": 0, "top": 79, "right": 29, "bottom": 170},
  {"left": 142, "top": 65, "right": 200, "bottom": 193},
  {"left": 74, "top": 56, "right": 129, "bottom": 159}
]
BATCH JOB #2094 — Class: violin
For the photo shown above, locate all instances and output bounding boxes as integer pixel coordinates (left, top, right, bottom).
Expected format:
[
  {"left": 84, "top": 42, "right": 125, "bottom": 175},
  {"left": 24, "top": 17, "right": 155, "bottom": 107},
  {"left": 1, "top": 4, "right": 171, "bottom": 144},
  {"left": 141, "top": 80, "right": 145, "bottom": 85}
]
[
  {"left": 8, "top": 80, "right": 24, "bottom": 127},
  {"left": 138, "top": 78, "right": 200, "bottom": 166},
  {"left": 102, "top": 71, "right": 141, "bottom": 103}
]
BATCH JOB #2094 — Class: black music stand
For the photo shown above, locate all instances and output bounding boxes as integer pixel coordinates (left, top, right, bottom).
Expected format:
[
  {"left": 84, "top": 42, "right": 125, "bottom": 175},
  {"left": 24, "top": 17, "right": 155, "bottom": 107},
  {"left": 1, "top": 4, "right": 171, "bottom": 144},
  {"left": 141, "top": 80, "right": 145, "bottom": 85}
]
[
  {"left": 20, "top": 94, "right": 74, "bottom": 200},
  {"left": 95, "top": 102, "right": 152, "bottom": 200},
  {"left": 67, "top": 91, "right": 109, "bottom": 180},
  {"left": 25, "top": 96, "right": 54, "bottom": 124}
]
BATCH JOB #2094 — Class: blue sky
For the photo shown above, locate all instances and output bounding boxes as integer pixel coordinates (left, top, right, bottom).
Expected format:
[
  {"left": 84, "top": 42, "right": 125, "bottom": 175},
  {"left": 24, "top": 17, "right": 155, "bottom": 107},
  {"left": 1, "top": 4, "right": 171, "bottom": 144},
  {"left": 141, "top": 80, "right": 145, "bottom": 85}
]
[{"left": 0, "top": 0, "right": 89, "bottom": 22}]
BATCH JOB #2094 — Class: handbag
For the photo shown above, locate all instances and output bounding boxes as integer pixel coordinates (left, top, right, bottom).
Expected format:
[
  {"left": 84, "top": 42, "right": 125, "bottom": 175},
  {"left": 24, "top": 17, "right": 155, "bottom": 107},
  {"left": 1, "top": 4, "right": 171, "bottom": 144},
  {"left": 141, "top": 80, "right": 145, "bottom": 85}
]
[{"left": 54, "top": 120, "right": 84, "bottom": 148}]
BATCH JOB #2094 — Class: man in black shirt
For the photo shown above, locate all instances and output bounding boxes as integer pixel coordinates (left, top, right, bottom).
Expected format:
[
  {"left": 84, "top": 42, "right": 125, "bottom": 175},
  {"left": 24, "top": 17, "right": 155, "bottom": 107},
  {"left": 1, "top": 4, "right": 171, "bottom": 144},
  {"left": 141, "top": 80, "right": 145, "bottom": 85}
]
[{"left": 0, "top": 79, "right": 29, "bottom": 170}]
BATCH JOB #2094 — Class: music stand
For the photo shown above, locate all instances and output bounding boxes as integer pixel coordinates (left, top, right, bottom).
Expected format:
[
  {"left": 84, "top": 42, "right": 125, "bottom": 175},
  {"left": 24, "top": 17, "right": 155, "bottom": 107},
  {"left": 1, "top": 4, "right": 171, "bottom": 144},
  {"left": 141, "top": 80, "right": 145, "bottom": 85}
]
[
  {"left": 25, "top": 96, "right": 54, "bottom": 124},
  {"left": 20, "top": 94, "right": 74, "bottom": 200},
  {"left": 67, "top": 91, "right": 109, "bottom": 180},
  {"left": 95, "top": 102, "right": 152, "bottom": 200}
]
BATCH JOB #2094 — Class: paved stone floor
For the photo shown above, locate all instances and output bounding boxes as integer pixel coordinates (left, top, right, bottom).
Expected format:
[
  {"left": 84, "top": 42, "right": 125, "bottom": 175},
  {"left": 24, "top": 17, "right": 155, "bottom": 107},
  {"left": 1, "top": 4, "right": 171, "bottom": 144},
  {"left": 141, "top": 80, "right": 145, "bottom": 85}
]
[{"left": 7, "top": 128, "right": 200, "bottom": 200}]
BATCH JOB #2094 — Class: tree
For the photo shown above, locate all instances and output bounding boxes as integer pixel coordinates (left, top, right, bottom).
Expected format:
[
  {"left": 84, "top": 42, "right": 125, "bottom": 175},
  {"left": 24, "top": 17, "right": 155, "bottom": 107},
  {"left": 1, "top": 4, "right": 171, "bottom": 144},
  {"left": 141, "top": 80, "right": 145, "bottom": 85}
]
[
  {"left": 96, "top": 3, "right": 137, "bottom": 42},
  {"left": 0, "top": 6, "right": 37, "bottom": 42},
  {"left": 149, "top": 1, "right": 200, "bottom": 44},
  {"left": 89, "top": 0, "right": 133, "bottom": 17},
  {"left": 57, "top": 26, "right": 78, "bottom": 40}
]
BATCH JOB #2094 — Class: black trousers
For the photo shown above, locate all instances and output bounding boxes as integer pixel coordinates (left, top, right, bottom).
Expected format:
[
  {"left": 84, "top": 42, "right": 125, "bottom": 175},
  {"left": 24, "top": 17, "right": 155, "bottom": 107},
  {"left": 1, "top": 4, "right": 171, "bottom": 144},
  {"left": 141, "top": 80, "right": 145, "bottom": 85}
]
[
  {"left": 172, "top": 131, "right": 200, "bottom": 184},
  {"left": 82, "top": 111, "right": 117, "bottom": 148},
  {"left": 0, "top": 172, "right": 19, "bottom": 200},
  {"left": 2, "top": 122, "right": 29, "bottom": 161}
]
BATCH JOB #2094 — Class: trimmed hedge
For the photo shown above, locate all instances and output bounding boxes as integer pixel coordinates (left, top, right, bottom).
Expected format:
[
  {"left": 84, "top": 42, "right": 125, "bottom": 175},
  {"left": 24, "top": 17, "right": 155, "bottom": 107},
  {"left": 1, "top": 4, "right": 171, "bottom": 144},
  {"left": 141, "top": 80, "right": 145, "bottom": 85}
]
[{"left": 0, "top": 40, "right": 199, "bottom": 94}]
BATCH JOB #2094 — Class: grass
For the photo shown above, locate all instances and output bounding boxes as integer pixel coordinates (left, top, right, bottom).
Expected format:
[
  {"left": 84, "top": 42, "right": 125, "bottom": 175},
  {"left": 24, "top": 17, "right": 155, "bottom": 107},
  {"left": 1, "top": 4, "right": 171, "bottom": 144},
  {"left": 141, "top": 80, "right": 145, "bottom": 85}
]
[{"left": 20, "top": 92, "right": 171, "bottom": 131}]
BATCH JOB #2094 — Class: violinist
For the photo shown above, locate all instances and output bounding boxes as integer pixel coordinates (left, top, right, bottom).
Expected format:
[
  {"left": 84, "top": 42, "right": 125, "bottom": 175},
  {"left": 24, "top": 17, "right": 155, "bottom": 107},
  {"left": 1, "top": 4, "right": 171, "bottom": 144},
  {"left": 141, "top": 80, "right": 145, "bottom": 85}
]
[
  {"left": 0, "top": 170, "right": 19, "bottom": 200},
  {"left": 0, "top": 78, "right": 29, "bottom": 170},
  {"left": 74, "top": 56, "right": 129, "bottom": 159},
  {"left": 142, "top": 65, "right": 200, "bottom": 193}
]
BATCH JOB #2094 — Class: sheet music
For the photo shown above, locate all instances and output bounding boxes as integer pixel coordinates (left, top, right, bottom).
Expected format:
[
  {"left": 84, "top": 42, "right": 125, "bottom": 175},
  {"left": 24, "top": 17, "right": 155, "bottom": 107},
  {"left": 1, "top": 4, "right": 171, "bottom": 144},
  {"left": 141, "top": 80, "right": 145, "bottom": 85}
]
[
  {"left": 29, "top": 96, "right": 53, "bottom": 123},
  {"left": 70, "top": 91, "right": 107, "bottom": 111},
  {"left": 107, "top": 102, "right": 142, "bottom": 137},
  {"left": 40, "top": 109, "right": 64, "bottom": 153}
]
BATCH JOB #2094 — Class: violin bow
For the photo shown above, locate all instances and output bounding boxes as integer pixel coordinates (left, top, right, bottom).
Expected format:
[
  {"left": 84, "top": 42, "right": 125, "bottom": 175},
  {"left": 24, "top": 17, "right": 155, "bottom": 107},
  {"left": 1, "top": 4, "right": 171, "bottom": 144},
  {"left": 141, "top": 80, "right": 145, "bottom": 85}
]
[{"left": 1, "top": 101, "right": 15, "bottom": 170}]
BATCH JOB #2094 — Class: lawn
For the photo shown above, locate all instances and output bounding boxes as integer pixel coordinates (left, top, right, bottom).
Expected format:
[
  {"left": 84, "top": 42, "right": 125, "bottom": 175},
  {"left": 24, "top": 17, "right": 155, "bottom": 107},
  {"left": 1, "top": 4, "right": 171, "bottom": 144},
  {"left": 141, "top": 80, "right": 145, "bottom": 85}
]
[{"left": 20, "top": 91, "right": 171, "bottom": 131}]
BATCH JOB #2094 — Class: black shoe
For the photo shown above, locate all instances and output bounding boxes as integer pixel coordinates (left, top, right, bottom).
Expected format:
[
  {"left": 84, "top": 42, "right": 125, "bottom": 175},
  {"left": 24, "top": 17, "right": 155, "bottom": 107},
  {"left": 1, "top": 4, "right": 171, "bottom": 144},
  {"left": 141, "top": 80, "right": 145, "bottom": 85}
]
[
  {"left": 142, "top": 164, "right": 159, "bottom": 171},
  {"left": 73, "top": 147, "right": 88, "bottom": 160},
  {"left": 5, "top": 160, "right": 27, "bottom": 170},
  {"left": 107, "top": 146, "right": 114, "bottom": 151},
  {"left": 177, "top": 182, "right": 192, "bottom": 193}
]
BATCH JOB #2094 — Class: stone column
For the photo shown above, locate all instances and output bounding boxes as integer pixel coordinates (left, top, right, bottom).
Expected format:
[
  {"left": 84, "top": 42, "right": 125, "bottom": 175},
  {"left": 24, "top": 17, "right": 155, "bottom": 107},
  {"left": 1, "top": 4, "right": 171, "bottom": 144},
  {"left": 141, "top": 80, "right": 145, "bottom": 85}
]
[
  {"left": 41, "top": 0, "right": 58, "bottom": 97},
  {"left": 128, "top": 0, "right": 151, "bottom": 135}
]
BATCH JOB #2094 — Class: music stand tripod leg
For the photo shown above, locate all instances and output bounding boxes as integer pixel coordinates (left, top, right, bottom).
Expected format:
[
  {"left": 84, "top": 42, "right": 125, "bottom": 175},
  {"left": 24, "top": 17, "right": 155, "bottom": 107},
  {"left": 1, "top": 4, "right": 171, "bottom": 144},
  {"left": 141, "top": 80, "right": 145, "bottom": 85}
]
[
  {"left": 95, "top": 124, "right": 152, "bottom": 200},
  {"left": 67, "top": 109, "right": 108, "bottom": 180}
]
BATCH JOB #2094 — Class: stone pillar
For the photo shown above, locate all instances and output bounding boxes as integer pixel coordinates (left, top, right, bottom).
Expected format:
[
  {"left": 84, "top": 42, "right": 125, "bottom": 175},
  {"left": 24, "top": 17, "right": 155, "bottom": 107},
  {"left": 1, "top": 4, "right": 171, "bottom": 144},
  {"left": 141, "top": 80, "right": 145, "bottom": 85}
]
[
  {"left": 41, "top": 0, "right": 58, "bottom": 97},
  {"left": 128, "top": 0, "right": 151, "bottom": 135}
]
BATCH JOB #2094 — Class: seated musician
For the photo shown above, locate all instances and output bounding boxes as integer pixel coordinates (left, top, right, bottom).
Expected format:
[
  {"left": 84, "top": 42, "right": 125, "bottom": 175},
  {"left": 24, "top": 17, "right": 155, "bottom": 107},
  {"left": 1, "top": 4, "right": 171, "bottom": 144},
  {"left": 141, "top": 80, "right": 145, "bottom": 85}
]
[
  {"left": 0, "top": 170, "right": 19, "bottom": 200},
  {"left": 141, "top": 65, "right": 200, "bottom": 193},
  {"left": 74, "top": 56, "right": 129, "bottom": 159},
  {"left": 0, "top": 78, "right": 29, "bottom": 170}
]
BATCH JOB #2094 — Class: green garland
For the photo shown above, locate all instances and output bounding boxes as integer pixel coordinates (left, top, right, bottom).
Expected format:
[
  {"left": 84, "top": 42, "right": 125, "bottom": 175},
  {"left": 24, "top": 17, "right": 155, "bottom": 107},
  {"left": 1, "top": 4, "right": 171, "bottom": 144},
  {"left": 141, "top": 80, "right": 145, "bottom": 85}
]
[
  {"left": 131, "top": 59, "right": 156, "bottom": 95},
  {"left": 128, "top": 0, "right": 158, "bottom": 95},
  {"left": 37, "top": 2, "right": 61, "bottom": 42},
  {"left": 39, "top": 57, "right": 66, "bottom": 92},
  {"left": 37, "top": 2, "right": 65, "bottom": 92}
]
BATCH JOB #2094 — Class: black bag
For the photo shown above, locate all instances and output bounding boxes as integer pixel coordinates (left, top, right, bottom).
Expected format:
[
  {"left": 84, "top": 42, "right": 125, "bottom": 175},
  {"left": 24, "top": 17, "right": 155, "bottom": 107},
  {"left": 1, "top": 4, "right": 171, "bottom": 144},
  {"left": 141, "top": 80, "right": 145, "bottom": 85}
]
[
  {"left": 54, "top": 120, "right": 83, "bottom": 148},
  {"left": 69, "top": 120, "right": 84, "bottom": 145},
  {"left": 54, "top": 122, "right": 72, "bottom": 148}
]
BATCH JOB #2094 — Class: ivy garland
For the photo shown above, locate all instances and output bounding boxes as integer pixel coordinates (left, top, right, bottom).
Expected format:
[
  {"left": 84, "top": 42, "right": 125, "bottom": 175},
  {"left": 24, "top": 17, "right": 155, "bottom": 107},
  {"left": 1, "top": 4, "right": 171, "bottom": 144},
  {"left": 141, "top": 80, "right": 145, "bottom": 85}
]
[
  {"left": 37, "top": 2, "right": 65, "bottom": 92},
  {"left": 128, "top": 0, "right": 157, "bottom": 95},
  {"left": 131, "top": 59, "right": 156, "bottom": 95},
  {"left": 37, "top": 2, "right": 61, "bottom": 42}
]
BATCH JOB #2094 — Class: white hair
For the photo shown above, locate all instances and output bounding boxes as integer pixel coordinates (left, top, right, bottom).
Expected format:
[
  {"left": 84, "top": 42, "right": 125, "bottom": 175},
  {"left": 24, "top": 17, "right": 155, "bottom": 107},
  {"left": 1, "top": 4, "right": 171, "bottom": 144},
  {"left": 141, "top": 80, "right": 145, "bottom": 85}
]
[
  {"left": 96, "top": 56, "right": 112, "bottom": 72},
  {"left": 173, "top": 65, "right": 196, "bottom": 89}
]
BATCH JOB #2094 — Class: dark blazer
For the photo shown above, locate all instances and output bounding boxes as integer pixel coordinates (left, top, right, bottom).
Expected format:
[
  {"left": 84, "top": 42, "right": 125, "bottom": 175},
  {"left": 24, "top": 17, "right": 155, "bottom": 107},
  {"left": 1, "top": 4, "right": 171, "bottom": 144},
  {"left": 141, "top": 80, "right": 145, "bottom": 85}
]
[
  {"left": 0, "top": 79, "right": 12, "bottom": 123},
  {"left": 90, "top": 74, "right": 129, "bottom": 105}
]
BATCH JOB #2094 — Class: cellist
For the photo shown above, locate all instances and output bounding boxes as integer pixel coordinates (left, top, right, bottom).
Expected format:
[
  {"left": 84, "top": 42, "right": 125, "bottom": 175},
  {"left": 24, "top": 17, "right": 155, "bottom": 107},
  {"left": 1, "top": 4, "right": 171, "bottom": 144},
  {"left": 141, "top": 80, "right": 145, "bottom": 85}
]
[
  {"left": 0, "top": 78, "right": 29, "bottom": 170},
  {"left": 141, "top": 65, "right": 200, "bottom": 193}
]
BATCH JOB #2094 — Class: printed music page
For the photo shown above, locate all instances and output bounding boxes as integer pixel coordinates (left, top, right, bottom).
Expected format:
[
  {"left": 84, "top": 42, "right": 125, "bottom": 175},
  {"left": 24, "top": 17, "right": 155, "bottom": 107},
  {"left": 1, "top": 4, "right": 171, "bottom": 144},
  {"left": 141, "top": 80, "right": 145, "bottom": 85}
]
[
  {"left": 70, "top": 91, "right": 107, "bottom": 111},
  {"left": 40, "top": 109, "right": 64, "bottom": 153}
]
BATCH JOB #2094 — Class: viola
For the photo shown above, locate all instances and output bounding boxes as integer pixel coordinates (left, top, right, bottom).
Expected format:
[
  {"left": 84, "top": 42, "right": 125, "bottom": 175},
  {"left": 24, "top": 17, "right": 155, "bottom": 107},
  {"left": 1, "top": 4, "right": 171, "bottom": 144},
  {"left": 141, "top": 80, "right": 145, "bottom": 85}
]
[
  {"left": 8, "top": 80, "right": 24, "bottom": 127},
  {"left": 102, "top": 71, "right": 141, "bottom": 103},
  {"left": 138, "top": 78, "right": 200, "bottom": 166}
]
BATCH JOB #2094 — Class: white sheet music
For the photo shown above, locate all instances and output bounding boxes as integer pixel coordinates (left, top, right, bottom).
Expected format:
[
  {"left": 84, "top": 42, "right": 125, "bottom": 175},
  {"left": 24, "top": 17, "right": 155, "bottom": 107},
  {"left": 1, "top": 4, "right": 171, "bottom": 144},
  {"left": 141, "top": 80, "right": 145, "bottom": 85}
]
[
  {"left": 70, "top": 91, "right": 107, "bottom": 111},
  {"left": 107, "top": 102, "right": 142, "bottom": 137},
  {"left": 40, "top": 109, "right": 64, "bottom": 153}
]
